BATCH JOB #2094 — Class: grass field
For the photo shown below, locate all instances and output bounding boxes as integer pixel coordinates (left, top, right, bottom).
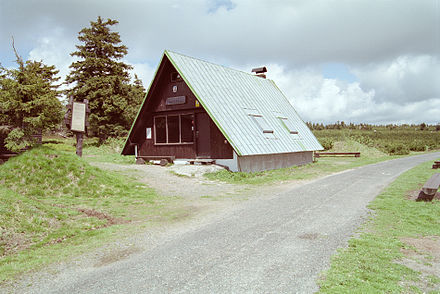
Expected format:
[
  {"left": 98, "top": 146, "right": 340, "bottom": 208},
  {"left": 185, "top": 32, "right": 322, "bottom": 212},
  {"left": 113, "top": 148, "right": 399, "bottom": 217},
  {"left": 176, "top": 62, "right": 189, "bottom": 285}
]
[
  {"left": 0, "top": 145, "right": 164, "bottom": 282},
  {"left": 313, "top": 127, "right": 440, "bottom": 155},
  {"left": 318, "top": 160, "right": 440, "bottom": 293}
]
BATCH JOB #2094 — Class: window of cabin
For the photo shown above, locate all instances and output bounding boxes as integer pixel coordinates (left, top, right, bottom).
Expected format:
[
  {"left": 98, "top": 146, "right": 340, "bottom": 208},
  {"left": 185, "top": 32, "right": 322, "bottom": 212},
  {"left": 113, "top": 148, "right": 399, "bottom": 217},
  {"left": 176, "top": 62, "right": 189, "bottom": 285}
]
[
  {"left": 181, "top": 114, "right": 194, "bottom": 142},
  {"left": 171, "top": 72, "right": 182, "bottom": 82},
  {"left": 167, "top": 115, "right": 180, "bottom": 143},
  {"left": 154, "top": 114, "right": 194, "bottom": 144},
  {"left": 155, "top": 117, "right": 167, "bottom": 143}
]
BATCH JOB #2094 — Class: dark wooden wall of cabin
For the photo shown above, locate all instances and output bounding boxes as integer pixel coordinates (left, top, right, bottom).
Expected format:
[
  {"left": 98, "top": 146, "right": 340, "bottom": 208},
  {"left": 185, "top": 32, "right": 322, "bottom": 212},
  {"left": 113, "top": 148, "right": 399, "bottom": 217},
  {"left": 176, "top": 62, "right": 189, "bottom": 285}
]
[
  {"left": 210, "top": 120, "right": 233, "bottom": 159},
  {"left": 133, "top": 56, "right": 233, "bottom": 159}
]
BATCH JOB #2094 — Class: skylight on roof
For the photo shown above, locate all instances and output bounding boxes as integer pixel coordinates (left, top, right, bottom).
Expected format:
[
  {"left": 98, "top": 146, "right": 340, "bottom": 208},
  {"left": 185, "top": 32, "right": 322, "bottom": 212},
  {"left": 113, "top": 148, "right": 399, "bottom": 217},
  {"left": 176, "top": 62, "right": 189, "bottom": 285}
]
[
  {"left": 249, "top": 114, "right": 273, "bottom": 134},
  {"left": 278, "top": 117, "right": 299, "bottom": 134}
]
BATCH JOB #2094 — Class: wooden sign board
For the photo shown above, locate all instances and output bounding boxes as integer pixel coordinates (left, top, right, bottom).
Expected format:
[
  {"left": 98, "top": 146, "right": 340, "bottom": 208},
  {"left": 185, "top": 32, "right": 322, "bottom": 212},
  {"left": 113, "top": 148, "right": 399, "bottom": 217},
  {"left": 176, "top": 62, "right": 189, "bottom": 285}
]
[
  {"left": 166, "top": 96, "right": 186, "bottom": 106},
  {"left": 71, "top": 102, "right": 86, "bottom": 132}
]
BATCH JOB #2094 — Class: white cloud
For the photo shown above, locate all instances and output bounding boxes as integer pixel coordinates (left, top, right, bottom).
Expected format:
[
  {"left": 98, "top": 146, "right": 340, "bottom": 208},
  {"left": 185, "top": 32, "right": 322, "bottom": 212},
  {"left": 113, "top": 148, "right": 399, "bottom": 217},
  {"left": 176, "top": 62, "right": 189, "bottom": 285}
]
[
  {"left": 353, "top": 55, "right": 440, "bottom": 103},
  {"left": 126, "top": 61, "right": 156, "bottom": 88},
  {"left": 28, "top": 29, "right": 76, "bottom": 90},
  {"left": 268, "top": 64, "right": 440, "bottom": 125}
]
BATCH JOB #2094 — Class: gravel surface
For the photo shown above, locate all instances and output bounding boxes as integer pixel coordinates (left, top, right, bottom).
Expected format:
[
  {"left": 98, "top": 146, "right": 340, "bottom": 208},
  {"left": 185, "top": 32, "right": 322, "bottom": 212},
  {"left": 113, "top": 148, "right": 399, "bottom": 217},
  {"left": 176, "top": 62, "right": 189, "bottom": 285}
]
[{"left": 4, "top": 152, "right": 440, "bottom": 294}]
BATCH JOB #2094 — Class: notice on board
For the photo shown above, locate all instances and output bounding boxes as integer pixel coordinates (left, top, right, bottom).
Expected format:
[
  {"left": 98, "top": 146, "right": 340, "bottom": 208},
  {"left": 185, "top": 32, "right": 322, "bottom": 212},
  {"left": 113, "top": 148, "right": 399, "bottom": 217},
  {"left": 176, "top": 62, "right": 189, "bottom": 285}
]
[{"left": 71, "top": 102, "right": 86, "bottom": 132}]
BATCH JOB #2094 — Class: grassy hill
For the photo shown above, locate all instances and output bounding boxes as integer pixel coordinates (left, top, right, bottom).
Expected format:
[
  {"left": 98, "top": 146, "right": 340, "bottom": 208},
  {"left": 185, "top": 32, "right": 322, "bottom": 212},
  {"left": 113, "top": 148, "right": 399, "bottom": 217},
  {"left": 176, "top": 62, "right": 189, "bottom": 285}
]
[{"left": 0, "top": 146, "right": 157, "bottom": 281}]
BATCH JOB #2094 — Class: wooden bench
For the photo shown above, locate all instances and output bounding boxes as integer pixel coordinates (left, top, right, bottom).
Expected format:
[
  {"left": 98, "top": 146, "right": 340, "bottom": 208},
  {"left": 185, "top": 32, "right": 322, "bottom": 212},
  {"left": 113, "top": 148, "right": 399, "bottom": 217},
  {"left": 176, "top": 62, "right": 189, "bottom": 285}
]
[
  {"left": 0, "top": 153, "right": 17, "bottom": 164},
  {"left": 188, "top": 159, "right": 216, "bottom": 165},
  {"left": 315, "top": 152, "right": 360, "bottom": 158},
  {"left": 417, "top": 173, "right": 440, "bottom": 201},
  {"left": 433, "top": 161, "right": 440, "bottom": 169},
  {"left": 136, "top": 156, "right": 175, "bottom": 166}
]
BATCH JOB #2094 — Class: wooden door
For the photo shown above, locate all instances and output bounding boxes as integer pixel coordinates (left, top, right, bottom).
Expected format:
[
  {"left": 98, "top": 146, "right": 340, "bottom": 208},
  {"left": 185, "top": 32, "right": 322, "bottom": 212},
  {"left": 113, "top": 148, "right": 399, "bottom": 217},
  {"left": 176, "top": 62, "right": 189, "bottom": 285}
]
[{"left": 196, "top": 112, "right": 211, "bottom": 158}]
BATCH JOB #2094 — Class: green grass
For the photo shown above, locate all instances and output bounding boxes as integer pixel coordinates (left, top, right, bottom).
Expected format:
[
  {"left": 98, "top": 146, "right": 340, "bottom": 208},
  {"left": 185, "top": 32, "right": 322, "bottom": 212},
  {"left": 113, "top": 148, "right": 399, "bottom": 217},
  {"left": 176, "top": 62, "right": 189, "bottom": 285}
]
[
  {"left": 43, "top": 136, "right": 134, "bottom": 164},
  {"left": 318, "top": 159, "right": 440, "bottom": 293},
  {"left": 0, "top": 146, "right": 159, "bottom": 282}
]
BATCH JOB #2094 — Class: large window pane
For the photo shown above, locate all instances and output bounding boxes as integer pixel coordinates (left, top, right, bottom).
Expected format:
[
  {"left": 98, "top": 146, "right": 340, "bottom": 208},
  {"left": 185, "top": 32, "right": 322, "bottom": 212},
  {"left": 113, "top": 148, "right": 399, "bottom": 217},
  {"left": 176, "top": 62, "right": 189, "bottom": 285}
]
[
  {"left": 181, "top": 114, "right": 194, "bottom": 142},
  {"left": 155, "top": 117, "right": 166, "bottom": 143},
  {"left": 167, "top": 115, "right": 180, "bottom": 143}
]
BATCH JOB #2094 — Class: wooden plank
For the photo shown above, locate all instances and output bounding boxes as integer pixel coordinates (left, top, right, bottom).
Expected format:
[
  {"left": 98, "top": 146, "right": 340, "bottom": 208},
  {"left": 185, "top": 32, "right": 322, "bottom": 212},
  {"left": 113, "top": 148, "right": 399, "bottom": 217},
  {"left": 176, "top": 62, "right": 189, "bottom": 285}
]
[
  {"left": 137, "top": 155, "right": 175, "bottom": 163},
  {"left": 315, "top": 152, "right": 360, "bottom": 158},
  {"left": 422, "top": 173, "right": 440, "bottom": 195}
]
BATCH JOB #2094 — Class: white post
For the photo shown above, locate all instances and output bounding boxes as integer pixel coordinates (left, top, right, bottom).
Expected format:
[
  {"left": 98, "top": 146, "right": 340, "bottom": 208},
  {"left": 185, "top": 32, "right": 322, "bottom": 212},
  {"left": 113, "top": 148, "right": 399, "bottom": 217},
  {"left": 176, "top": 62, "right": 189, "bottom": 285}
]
[{"left": 134, "top": 145, "right": 138, "bottom": 159}]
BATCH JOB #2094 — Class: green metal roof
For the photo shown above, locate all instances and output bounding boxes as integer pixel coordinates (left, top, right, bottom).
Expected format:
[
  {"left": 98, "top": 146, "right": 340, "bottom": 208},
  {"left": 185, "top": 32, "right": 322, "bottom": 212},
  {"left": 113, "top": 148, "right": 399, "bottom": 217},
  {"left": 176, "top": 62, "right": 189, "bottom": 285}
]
[{"left": 165, "top": 50, "right": 323, "bottom": 156}]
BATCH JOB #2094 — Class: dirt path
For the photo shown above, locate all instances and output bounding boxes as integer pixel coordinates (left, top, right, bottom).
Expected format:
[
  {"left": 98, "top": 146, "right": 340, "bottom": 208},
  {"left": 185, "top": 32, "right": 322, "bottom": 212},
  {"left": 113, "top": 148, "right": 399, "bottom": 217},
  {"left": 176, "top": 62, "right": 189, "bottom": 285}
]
[{"left": 90, "top": 162, "right": 244, "bottom": 200}]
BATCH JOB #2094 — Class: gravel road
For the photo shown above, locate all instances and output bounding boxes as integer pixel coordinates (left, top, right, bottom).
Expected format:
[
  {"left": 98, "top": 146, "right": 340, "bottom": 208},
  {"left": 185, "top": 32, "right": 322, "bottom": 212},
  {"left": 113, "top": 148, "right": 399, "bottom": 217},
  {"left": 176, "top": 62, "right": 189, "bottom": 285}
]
[{"left": 6, "top": 152, "right": 440, "bottom": 294}]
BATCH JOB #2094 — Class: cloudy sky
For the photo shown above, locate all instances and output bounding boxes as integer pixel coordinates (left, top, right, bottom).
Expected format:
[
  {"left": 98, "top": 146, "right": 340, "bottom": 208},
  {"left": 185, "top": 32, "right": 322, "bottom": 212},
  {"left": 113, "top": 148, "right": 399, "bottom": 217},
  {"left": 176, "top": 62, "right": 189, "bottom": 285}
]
[{"left": 1, "top": 0, "right": 439, "bottom": 124}]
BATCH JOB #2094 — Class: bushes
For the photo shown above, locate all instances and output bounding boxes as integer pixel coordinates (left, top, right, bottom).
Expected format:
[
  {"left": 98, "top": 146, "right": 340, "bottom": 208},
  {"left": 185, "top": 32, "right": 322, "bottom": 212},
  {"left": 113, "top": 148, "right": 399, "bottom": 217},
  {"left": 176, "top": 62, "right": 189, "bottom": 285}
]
[
  {"left": 319, "top": 138, "right": 334, "bottom": 150},
  {"left": 384, "top": 144, "right": 410, "bottom": 155},
  {"left": 408, "top": 140, "right": 426, "bottom": 152},
  {"left": 313, "top": 128, "right": 440, "bottom": 156}
]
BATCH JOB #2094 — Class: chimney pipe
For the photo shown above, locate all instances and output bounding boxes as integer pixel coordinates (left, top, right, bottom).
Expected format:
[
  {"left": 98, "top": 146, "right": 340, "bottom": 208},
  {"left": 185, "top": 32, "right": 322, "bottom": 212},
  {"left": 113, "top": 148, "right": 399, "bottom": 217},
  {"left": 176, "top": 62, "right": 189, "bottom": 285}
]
[{"left": 251, "top": 66, "right": 267, "bottom": 79}]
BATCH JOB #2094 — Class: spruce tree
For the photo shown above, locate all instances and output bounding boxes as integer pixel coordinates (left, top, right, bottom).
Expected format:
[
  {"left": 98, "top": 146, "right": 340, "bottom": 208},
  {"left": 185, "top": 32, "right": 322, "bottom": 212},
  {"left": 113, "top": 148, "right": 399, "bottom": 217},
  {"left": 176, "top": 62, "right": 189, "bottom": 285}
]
[
  {"left": 0, "top": 47, "right": 63, "bottom": 152},
  {"left": 66, "top": 16, "right": 136, "bottom": 143},
  {"left": 125, "top": 74, "right": 146, "bottom": 128}
]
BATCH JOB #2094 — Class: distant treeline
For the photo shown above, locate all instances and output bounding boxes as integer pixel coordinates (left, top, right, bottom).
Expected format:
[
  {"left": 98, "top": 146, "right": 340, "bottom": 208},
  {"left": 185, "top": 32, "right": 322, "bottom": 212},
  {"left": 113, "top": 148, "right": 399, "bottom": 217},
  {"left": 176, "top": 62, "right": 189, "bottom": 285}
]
[{"left": 306, "top": 121, "right": 440, "bottom": 131}]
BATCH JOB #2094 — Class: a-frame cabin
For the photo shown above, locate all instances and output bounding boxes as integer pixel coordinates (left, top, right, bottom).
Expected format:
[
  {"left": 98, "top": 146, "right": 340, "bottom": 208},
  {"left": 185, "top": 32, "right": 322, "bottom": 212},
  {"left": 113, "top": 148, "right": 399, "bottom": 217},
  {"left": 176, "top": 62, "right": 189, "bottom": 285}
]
[{"left": 122, "top": 51, "right": 323, "bottom": 172}]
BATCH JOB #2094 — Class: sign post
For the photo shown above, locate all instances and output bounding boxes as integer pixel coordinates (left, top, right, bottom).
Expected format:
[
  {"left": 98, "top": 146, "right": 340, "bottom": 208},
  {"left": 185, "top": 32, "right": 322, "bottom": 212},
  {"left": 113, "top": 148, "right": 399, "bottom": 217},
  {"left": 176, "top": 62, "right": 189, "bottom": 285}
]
[{"left": 65, "top": 98, "right": 89, "bottom": 157}]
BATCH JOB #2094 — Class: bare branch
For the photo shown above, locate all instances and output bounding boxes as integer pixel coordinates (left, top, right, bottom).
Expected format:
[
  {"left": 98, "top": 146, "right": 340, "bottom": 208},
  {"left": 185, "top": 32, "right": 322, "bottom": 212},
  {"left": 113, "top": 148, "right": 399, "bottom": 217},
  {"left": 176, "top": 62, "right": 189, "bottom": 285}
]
[{"left": 11, "top": 36, "right": 24, "bottom": 70}]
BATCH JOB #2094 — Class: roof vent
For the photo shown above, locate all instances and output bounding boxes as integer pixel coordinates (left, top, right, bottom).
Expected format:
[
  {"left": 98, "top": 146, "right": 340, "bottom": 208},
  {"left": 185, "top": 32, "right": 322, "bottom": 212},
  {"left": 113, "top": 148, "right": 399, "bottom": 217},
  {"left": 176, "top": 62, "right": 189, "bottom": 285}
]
[{"left": 252, "top": 66, "right": 267, "bottom": 79}]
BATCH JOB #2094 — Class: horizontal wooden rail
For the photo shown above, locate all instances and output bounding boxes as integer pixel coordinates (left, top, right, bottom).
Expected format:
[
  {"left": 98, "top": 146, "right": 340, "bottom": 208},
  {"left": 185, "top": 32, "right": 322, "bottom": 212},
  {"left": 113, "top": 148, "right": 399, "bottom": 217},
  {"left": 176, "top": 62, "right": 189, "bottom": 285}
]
[
  {"left": 0, "top": 153, "right": 17, "bottom": 164},
  {"left": 315, "top": 152, "right": 360, "bottom": 158},
  {"left": 137, "top": 155, "right": 175, "bottom": 163}
]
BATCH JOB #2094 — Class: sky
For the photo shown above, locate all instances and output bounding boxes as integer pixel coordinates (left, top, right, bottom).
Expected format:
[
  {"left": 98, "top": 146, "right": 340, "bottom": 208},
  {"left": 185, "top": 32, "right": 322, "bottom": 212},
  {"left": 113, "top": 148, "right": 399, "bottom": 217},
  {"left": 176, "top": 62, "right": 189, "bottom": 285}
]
[{"left": 1, "top": 0, "right": 439, "bottom": 125}]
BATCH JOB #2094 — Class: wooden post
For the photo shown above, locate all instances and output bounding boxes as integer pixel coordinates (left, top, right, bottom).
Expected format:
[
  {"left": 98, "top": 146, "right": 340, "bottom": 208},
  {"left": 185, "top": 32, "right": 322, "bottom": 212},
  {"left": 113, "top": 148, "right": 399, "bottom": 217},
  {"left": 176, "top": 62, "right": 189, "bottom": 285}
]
[
  {"left": 67, "top": 98, "right": 89, "bottom": 157},
  {"left": 76, "top": 132, "right": 83, "bottom": 157}
]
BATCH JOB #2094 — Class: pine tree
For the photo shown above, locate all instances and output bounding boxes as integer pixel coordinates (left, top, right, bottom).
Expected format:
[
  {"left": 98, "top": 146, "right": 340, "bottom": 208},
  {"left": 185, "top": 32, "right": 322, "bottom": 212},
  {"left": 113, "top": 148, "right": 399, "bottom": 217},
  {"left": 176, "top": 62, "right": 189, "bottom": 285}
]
[
  {"left": 66, "top": 16, "right": 135, "bottom": 143},
  {"left": 0, "top": 46, "right": 63, "bottom": 152},
  {"left": 125, "top": 74, "right": 146, "bottom": 128}
]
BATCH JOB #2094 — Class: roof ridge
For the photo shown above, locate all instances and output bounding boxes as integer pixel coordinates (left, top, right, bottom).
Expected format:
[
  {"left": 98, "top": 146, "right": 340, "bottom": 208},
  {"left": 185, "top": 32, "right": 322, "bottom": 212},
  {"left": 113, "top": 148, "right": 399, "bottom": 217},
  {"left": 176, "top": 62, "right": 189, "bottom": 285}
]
[{"left": 165, "top": 50, "right": 273, "bottom": 81}]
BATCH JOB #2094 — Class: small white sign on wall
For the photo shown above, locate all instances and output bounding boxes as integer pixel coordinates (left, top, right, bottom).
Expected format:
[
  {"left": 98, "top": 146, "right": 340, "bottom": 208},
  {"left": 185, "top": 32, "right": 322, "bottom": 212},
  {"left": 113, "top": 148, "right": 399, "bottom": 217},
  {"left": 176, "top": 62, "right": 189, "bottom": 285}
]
[{"left": 146, "top": 127, "right": 152, "bottom": 139}]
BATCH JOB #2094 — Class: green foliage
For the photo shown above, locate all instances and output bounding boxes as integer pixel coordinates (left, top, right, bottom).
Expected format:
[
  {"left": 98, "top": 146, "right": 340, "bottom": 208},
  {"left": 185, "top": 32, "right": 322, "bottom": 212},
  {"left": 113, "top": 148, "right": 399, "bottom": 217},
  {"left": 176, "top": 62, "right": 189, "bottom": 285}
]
[
  {"left": 384, "top": 143, "right": 410, "bottom": 155},
  {"left": 65, "top": 16, "right": 145, "bottom": 143},
  {"left": 318, "top": 160, "right": 440, "bottom": 293},
  {"left": 0, "top": 49, "right": 63, "bottom": 152},
  {"left": 319, "top": 138, "right": 334, "bottom": 150},
  {"left": 0, "top": 146, "right": 157, "bottom": 281},
  {"left": 313, "top": 127, "right": 440, "bottom": 155}
]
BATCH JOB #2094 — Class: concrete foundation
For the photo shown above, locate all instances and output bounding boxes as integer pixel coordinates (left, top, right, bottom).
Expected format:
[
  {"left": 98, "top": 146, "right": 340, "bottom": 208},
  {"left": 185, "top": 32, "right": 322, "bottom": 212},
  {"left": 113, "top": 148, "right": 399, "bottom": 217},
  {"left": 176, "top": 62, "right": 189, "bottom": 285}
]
[{"left": 216, "top": 151, "right": 313, "bottom": 172}]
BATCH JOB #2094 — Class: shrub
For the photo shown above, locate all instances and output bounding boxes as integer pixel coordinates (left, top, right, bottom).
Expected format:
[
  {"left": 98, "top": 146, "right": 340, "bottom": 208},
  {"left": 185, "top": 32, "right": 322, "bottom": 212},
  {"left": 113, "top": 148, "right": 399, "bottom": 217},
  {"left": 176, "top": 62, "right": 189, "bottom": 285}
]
[
  {"left": 408, "top": 141, "right": 426, "bottom": 152},
  {"left": 385, "top": 143, "right": 410, "bottom": 155},
  {"left": 319, "top": 138, "right": 334, "bottom": 150}
]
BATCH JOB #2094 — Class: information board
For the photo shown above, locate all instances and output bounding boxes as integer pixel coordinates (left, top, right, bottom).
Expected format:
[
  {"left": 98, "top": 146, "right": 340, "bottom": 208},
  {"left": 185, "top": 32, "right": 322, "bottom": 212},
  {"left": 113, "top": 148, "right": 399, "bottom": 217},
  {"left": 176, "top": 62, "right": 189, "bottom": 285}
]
[{"left": 71, "top": 102, "right": 86, "bottom": 132}]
